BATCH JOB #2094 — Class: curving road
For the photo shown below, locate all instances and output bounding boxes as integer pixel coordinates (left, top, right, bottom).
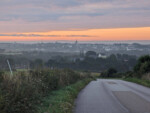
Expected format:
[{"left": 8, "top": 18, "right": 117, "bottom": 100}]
[{"left": 74, "top": 79, "right": 150, "bottom": 113}]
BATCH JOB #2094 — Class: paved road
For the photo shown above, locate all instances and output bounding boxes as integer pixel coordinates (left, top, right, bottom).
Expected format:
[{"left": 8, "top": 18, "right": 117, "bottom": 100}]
[{"left": 74, "top": 79, "right": 150, "bottom": 113}]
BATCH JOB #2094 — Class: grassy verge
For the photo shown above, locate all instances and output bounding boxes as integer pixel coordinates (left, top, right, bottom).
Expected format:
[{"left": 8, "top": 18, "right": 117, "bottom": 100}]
[
  {"left": 124, "top": 77, "right": 150, "bottom": 88},
  {"left": 0, "top": 69, "right": 92, "bottom": 113},
  {"left": 36, "top": 78, "right": 92, "bottom": 113}
]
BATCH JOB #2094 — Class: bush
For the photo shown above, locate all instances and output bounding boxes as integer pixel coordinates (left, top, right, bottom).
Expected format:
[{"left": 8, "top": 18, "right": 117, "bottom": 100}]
[
  {"left": 100, "top": 68, "right": 118, "bottom": 78},
  {"left": 142, "top": 73, "right": 150, "bottom": 81},
  {"left": 0, "top": 68, "right": 89, "bottom": 113},
  {"left": 124, "top": 71, "right": 134, "bottom": 78},
  {"left": 0, "top": 72, "right": 39, "bottom": 113},
  {"left": 123, "top": 55, "right": 150, "bottom": 80},
  {"left": 134, "top": 55, "right": 150, "bottom": 74}
]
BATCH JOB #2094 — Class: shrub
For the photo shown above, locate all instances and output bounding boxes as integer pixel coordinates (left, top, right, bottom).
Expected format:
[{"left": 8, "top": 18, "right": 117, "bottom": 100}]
[
  {"left": 100, "top": 68, "right": 118, "bottom": 78},
  {"left": 0, "top": 68, "right": 88, "bottom": 113},
  {"left": 0, "top": 72, "right": 39, "bottom": 113},
  {"left": 134, "top": 55, "right": 150, "bottom": 74},
  {"left": 142, "top": 73, "right": 150, "bottom": 81}
]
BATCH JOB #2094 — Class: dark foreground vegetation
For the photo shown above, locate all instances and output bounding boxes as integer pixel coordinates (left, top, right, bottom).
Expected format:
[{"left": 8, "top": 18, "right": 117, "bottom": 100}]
[
  {"left": 0, "top": 69, "right": 92, "bottom": 113},
  {"left": 101, "top": 55, "right": 150, "bottom": 87}
]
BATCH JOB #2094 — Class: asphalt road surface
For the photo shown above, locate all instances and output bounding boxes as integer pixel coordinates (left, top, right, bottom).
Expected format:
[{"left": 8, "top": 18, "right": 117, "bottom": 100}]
[{"left": 74, "top": 79, "right": 150, "bottom": 113}]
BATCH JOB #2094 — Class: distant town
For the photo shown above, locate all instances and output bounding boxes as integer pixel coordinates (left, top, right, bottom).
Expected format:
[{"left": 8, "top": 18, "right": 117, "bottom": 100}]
[{"left": 0, "top": 41, "right": 150, "bottom": 57}]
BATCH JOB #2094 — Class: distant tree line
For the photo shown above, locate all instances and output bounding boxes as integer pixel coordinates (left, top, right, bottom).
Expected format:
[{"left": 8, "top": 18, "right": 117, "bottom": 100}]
[
  {"left": 45, "top": 53, "right": 137, "bottom": 72},
  {"left": 101, "top": 55, "right": 150, "bottom": 79},
  {"left": 0, "top": 52, "right": 137, "bottom": 72}
]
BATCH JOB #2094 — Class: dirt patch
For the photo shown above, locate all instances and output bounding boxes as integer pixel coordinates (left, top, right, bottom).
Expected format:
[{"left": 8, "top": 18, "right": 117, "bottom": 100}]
[{"left": 108, "top": 81, "right": 117, "bottom": 84}]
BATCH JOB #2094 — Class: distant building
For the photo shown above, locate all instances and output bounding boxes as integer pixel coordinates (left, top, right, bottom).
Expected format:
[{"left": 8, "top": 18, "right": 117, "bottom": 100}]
[
  {"left": 75, "top": 40, "right": 78, "bottom": 45},
  {"left": 98, "top": 53, "right": 107, "bottom": 59},
  {"left": 72, "top": 56, "right": 85, "bottom": 62},
  {"left": 85, "top": 51, "right": 97, "bottom": 59}
]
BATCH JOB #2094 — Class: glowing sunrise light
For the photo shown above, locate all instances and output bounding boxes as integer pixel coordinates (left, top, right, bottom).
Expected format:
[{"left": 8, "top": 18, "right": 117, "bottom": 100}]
[{"left": 0, "top": 27, "right": 150, "bottom": 41}]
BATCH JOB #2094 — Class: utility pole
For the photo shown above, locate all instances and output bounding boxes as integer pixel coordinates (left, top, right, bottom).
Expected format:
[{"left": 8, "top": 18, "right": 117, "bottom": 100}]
[{"left": 7, "top": 59, "right": 13, "bottom": 76}]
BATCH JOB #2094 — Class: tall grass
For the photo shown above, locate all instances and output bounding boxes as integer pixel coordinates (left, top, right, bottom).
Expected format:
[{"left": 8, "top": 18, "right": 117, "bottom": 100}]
[
  {"left": 0, "top": 69, "right": 90, "bottom": 113},
  {"left": 142, "top": 73, "right": 150, "bottom": 81},
  {"left": 36, "top": 78, "right": 92, "bottom": 113}
]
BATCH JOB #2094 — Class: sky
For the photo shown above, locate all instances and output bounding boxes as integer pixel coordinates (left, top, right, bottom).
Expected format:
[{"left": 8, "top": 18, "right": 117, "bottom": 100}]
[{"left": 0, "top": 0, "right": 150, "bottom": 41}]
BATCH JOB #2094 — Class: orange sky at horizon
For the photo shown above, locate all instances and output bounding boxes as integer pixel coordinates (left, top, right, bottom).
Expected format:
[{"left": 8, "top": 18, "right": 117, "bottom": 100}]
[{"left": 0, "top": 27, "right": 150, "bottom": 41}]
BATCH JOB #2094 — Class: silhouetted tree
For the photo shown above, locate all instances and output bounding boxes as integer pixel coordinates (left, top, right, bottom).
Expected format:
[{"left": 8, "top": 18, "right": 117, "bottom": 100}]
[{"left": 134, "top": 55, "right": 150, "bottom": 78}]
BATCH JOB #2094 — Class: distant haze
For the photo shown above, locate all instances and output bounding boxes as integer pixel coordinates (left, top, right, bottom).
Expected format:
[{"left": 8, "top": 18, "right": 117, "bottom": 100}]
[{"left": 1, "top": 40, "right": 150, "bottom": 45}]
